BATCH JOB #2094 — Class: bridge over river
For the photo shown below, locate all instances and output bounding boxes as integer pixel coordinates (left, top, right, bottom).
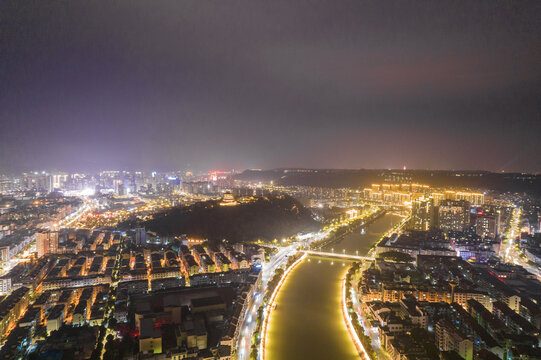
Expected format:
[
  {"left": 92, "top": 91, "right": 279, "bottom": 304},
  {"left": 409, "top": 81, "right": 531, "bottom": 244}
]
[
  {"left": 301, "top": 250, "right": 374, "bottom": 261},
  {"left": 263, "top": 212, "right": 403, "bottom": 360}
]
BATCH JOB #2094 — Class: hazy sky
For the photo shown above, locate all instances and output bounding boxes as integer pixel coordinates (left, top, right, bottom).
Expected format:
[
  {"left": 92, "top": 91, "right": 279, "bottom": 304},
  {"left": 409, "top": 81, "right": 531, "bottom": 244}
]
[{"left": 1, "top": 0, "right": 540, "bottom": 173}]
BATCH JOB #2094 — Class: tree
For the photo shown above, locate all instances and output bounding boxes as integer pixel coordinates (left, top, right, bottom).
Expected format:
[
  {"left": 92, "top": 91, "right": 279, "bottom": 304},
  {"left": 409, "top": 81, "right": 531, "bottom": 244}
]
[
  {"left": 377, "top": 251, "right": 414, "bottom": 262},
  {"left": 108, "top": 317, "right": 117, "bottom": 329}
]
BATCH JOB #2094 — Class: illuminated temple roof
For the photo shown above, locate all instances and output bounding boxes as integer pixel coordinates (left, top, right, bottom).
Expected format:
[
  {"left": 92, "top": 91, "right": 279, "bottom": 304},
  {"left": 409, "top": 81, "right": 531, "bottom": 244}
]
[{"left": 220, "top": 192, "right": 238, "bottom": 206}]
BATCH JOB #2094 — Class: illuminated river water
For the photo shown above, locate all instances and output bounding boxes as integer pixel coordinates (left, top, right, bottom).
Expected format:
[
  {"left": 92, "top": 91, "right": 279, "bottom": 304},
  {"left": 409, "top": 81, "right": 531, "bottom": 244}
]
[{"left": 265, "top": 213, "right": 403, "bottom": 360}]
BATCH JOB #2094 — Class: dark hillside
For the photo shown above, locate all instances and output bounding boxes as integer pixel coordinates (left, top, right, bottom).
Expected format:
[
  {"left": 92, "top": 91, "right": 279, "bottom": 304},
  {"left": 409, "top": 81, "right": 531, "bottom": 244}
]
[{"left": 137, "top": 195, "right": 318, "bottom": 243}]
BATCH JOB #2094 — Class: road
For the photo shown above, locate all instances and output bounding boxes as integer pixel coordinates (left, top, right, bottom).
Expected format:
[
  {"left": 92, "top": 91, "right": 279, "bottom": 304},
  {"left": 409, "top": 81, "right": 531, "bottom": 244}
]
[
  {"left": 0, "top": 197, "right": 94, "bottom": 281},
  {"left": 58, "top": 197, "right": 96, "bottom": 228},
  {"left": 236, "top": 215, "right": 371, "bottom": 360},
  {"left": 499, "top": 206, "right": 541, "bottom": 279},
  {"left": 260, "top": 213, "right": 401, "bottom": 360},
  {"left": 236, "top": 233, "right": 326, "bottom": 360},
  {"left": 97, "top": 234, "right": 125, "bottom": 359},
  {"left": 350, "top": 279, "right": 389, "bottom": 359},
  {"left": 241, "top": 209, "right": 389, "bottom": 360}
]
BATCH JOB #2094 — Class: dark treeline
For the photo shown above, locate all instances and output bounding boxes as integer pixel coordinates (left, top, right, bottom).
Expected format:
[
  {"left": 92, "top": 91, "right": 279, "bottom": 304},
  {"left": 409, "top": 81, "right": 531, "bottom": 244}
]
[{"left": 127, "top": 195, "right": 318, "bottom": 243}]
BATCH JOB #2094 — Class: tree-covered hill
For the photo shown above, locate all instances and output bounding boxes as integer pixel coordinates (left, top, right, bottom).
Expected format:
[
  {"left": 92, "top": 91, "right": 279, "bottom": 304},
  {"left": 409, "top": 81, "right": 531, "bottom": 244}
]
[{"left": 133, "top": 195, "right": 318, "bottom": 243}]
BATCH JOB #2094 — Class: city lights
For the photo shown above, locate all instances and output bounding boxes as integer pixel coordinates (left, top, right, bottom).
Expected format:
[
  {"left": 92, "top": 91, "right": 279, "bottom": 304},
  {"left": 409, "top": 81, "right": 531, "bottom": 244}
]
[
  {"left": 341, "top": 277, "right": 370, "bottom": 360},
  {"left": 260, "top": 252, "right": 307, "bottom": 360},
  {"left": 0, "top": 0, "right": 540, "bottom": 357}
]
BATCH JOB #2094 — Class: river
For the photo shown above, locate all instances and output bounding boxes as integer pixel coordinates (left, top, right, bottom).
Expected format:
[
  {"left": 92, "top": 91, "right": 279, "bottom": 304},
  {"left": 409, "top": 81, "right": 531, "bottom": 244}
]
[{"left": 264, "top": 213, "right": 403, "bottom": 359}]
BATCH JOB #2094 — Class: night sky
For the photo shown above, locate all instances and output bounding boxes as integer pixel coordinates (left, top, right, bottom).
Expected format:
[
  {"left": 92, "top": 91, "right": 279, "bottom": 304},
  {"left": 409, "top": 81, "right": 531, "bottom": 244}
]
[{"left": 1, "top": 1, "right": 540, "bottom": 173}]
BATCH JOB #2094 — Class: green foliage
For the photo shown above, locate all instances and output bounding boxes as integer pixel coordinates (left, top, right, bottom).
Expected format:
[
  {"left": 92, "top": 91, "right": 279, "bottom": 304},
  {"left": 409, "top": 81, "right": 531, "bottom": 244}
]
[
  {"left": 128, "top": 195, "right": 318, "bottom": 242},
  {"left": 108, "top": 317, "right": 117, "bottom": 329},
  {"left": 285, "top": 252, "right": 302, "bottom": 268},
  {"left": 103, "top": 335, "right": 118, "bottom": 360},
  {"left": 249, "top": 304, "right": 265, "bottom": 360},
  {"left": 345, "top": 263, "right": 377, "bottom": 360},
  {"left": 377, "top": 251, "right": 414, "bottom": 262},
  {"left": 265, "top": 268, "right": 284, "bottom": 299},
  {"left": 250, "top": 344, "right": 258, "bottom": 360},
  {"left": 264, "top": 247, "right": 278, "bottom": 261}
]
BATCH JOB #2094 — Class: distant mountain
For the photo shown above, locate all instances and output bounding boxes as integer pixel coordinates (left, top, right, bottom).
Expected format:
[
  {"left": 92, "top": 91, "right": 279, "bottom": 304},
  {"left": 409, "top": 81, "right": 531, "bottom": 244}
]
[
  {"left": 235, "top": 168, "right": 541, "bottom": 195},
  {"left": 137, "top": 195, "right": 318, "bottom": 243}
]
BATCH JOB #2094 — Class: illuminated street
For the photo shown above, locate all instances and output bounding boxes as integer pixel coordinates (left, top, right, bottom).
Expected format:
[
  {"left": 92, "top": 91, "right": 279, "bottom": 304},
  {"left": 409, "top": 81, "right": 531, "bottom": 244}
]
[
  {"left": 1, "top": 1, "right": 540, "bottom": 357},
  {"left": 500, "top": 206, "right": 541, "bottom": 279},
  {"left": 237, "top": 208, "right": 380, "bottom": 360},
  {"left": 263, "top": 214, "right": 401, "bottom": 359}
]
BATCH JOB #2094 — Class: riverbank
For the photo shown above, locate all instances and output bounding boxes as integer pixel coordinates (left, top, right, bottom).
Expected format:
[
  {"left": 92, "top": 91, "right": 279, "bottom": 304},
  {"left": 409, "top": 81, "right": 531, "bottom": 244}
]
[
  {"left": 264, "top": 258, "right": 358, "bottom": 359},
  {"left": 310, "top": 208, "right": 386, "bottom": 250},
  {"left": 342, "top": 270, "right": 370, "bottom": 360},
  {"left": 366, "top": 212, "right": 410, "bottom": 258},
  {"left": 263, "top": 213, "right": 401, "bottom": 359},
  {"left": 259, "top": 253, "right": 307, "bottom": 360}
]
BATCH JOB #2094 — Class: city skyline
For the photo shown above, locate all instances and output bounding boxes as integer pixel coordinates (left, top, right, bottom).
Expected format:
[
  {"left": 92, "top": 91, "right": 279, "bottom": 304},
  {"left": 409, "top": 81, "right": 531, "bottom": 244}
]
[
  {"left": 2, "top": 2, "right": 541, "bottom": 359},
  {"left": 2, "top": 0, "right": 541, "bottom": 173}
]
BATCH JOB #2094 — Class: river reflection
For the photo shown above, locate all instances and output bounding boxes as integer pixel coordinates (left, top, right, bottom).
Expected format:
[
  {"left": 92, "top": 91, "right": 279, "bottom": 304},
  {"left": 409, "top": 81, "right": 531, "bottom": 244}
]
[
  {"left": 265, "top": 214, "right": 402, "bottom": 360},
  {"left": 323, "top": 213, "right": 404, "bottom": 255}
]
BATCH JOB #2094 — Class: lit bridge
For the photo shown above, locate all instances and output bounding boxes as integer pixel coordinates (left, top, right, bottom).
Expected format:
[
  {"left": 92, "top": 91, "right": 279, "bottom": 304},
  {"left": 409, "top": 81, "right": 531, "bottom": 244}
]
[{"left": 301, "top": 250, "right": 374, "bottom": 261}]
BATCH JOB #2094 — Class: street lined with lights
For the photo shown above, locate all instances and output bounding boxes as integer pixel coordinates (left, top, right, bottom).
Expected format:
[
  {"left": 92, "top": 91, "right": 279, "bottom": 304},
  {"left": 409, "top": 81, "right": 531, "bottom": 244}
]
[
  {"left": 342, "top": 277, "right": 370, "bottom": 359},
  {"left": 260, "top": 252, "right": 307, "bottom": 360}
]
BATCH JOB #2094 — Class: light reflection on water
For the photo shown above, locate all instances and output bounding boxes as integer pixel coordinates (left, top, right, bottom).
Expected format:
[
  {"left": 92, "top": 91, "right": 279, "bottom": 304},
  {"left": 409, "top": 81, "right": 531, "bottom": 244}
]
[{"left": 265, "top": 214, "right": 401, "bottom": 360}]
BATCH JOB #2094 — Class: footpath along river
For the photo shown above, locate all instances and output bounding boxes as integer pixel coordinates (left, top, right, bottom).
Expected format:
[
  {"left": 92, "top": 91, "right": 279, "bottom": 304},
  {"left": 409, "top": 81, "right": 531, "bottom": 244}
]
[{"left": 264, "top": 213, "right": 403, "bottom": 359}]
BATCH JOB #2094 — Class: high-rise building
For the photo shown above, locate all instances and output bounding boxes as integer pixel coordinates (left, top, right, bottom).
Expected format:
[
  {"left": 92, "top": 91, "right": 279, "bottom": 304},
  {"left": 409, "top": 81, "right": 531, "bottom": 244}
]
[
  {"left": 444, "top": 191, "right": 484, "bottom": 205},
  {"left": 51, "top": 173, "right": 68, "bottom": 191},
  {"left": 34, "top": 175, "right": 53, "bottom": 193},
  {"left": 456, "top": 192, "right": 484, "bottom": 206},
  {"left": 475, "top": 210, "right": 500, "bottom": 239},
  {"left": 135, "top": 228, "right": 146, "bottom": 245},
  {"left": 444, "top": 190, "right": 457, "bottom": 201},
  {"left": 438, "top": 200, "right": 470, "bottom": 233},
  {"left": 409, "top": 197, "right": 434, "bottom": 231},
  {"left": 432, "top": 193, "right": 444, "bottom": 207},
  {"left": 36, "top": 230, "right": 59, "bottom": 257},
  {"left": 436, "top": 319, "right": 474, "bottom": 360}
]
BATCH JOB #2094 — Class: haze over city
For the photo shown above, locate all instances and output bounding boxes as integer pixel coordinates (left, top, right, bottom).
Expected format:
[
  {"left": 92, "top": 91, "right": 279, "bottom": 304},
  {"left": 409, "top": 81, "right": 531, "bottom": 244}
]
[
  {"left": 2, "top": 2, "right": 541, "bottom": 360},
  {"left": 2, "top": 0, "right": 541, "bottom": 173}
]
